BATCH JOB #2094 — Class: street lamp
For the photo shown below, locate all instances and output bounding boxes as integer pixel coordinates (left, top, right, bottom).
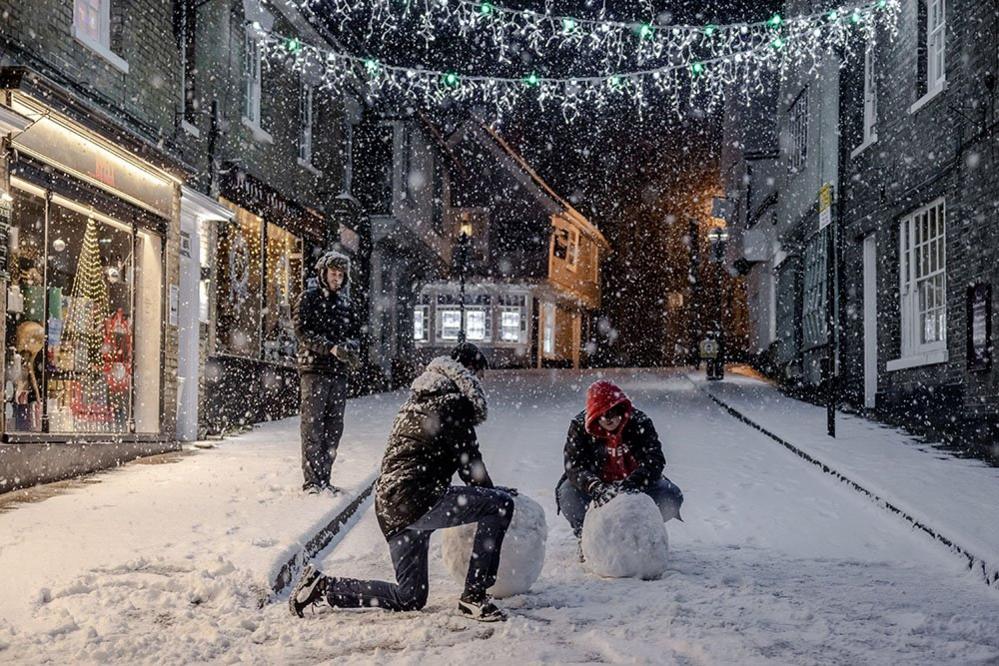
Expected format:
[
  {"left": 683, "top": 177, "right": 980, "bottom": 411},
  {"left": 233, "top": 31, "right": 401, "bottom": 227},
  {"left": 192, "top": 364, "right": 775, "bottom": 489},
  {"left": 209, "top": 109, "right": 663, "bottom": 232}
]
[
  {"left": 453, "top": 226, "right": 472, "bottom": 344},
  {"left": 707, "top": 227, "right": 729, "bottom": 380}
]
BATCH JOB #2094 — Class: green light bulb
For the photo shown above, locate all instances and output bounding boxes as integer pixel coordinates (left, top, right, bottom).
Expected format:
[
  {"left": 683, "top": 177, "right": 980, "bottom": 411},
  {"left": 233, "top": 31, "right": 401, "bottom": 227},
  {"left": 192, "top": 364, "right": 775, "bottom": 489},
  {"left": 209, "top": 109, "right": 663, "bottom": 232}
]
[
  {"left": 524, "top": 72, "right": 540, "bottom": 87},
  {"left": 851, "top": 10, "right": 862, "bottom": 24},
  {"left": 364, "top": 59, "right": 379, "bottom": 75},
  {"left": 443, "top": 72, "right": 460, "bottom": 87},
  {"left": 562, "top": 17, "right": 576, "bottom": 32},
  {"left": 828, "top": 10, "right": 839, "bottom": 21},
  {"left": 704, "top": 24, "right": 717, "bottom": 37},
  {"left": 638, "top": 23, "right": 653, "bottom": 39},
  {"left": 877, "top": 0, "right": 888, "bottom": 7},
  {"left": 479, "top": 2, "right": 493, "bottom": 15},
  {"left": 768, "top": 13, "right": 782, "bottom": 28},
  {"left": 286, "top": 37, "right": 302, "bottom": 53},
  {"left": 691, "top": 62, "right": 705, "bottom": 76},
  {"left": 608, "top": 75, "right": 622, "bottom": 88},
  {"left": 772, "top": 36, "right": 785, "bottom": 49}
]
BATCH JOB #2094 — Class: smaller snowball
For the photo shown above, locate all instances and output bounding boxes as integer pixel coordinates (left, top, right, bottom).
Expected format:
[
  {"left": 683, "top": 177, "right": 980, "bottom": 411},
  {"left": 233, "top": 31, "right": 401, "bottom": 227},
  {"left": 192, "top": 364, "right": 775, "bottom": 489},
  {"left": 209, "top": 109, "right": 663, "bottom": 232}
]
[{"left": 581, "top": 493, "right": 669, "bottom": 580}]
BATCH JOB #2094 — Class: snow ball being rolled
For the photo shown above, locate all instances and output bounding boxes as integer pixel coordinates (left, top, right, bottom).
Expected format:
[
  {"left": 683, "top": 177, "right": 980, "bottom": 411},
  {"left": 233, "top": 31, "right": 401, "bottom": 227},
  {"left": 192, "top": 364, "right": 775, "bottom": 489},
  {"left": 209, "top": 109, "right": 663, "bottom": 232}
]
[
  {"left": 441, "top": 493, "right": 547, "bottom": 598},
  {"left": 581, "top": 492, "right": 668, "bottom": 580}
]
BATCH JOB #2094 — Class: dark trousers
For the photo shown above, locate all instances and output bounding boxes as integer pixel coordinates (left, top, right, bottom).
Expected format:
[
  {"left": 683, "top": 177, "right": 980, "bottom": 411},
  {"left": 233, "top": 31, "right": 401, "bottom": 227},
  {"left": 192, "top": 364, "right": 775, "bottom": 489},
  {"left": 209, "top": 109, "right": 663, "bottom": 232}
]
[
  {"left": 300, "top": 372, "right": 348, "bottom": 489},
  {"left": 323, "top": 486, "right": 515, "bottom": 611},
  {"left": 556, "top": 476, "right": 684, "bottom": 538}
]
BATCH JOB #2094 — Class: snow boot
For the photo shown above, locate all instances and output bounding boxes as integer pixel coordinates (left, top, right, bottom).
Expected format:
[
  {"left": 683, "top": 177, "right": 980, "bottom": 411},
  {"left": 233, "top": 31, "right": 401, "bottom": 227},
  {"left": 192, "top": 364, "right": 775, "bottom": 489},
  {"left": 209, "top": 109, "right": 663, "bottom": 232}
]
[
  {"left": 289, "top": 565, "right": 327, "bottom": 617},
  {"left": 457, "top": 593, "right": 507, "bottom": 622}
]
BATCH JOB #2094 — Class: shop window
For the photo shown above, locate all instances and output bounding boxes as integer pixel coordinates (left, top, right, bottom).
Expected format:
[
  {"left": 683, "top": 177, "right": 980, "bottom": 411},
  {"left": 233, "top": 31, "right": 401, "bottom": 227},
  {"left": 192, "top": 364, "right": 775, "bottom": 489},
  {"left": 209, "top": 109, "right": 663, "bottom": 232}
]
[
  {"left": 215, "top": 206, "right": 303, "bottom": 365},
  {"left": 802, "top": 230, "right": 828, "bottom": 349},
  {"left": 262, "top": 223, "right": 303, "bottom": 364},
  {"left": 440, "top": 309, "right": 461, "bottom": 341},
  {"left": 5, "top": 184, "right": 163, "bottom": 435},
  {"left": 413, "top": 296, "right": 430, "bottom": 342}
]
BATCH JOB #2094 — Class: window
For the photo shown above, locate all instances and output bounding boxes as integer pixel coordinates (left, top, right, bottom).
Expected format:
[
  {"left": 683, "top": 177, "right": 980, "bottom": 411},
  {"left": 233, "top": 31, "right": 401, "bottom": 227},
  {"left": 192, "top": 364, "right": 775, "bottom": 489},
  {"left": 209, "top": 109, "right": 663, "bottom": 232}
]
[
  {"left": 927, "top": 0, "right": 946, "bottom": 92},
  {"left": 466, "top": 310, "right": 487, "bottom": 341},
  {"left": 197, "top": 218, "right": 212, "bottom": 324},
  {"left": 177, "top": 0, "right": 198, "bottom": 129},
  {"left": 354, "top": 123, "right": 394, "bottom": 215},
  {"left": 73, "top": 0, "right": 128, "bottom": 72},
  {"left": 787, "top": 88, "right": 808, "bottom": 173},
  {"left": 440, "top": 310, "right": 462, "bottom": 341},
  {"left": 299, "top": 82, "right": 314, "bottom": 165},
  {"left": 552, "top": 226, "right": 579, "bottom": 270},
  {"left": 802, "top": 230, "right": 828, "bottom": 349},
  {"left": 899, "top": 199, "right": 946, "bottom": 356},
  {"left": 862, "top": 42, "right": 877, "bottom": 146},
  {"left": 215, "top": 205, "right": 304, "bottom": 364},
  {"left": 543, "top": 302, "right": 556, "bottom": 354},
  {"left": 413, "top": 307, "right": 429, "bottom": 342},
  {"left": 498, "top": 294, "right": 527, "bottom": 343},
  {"left": 5, "top": 183, "right": 162, "bottom": 434},
  {"left": 243, "top": 31, "right": 262, "bottom": 126}
]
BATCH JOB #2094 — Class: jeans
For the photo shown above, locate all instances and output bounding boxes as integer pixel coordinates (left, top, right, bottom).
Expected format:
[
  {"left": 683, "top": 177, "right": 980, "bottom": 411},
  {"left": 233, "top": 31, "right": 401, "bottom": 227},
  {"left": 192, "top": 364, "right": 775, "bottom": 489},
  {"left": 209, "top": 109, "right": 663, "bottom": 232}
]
[
  {"left": 323, "top": 486, "right": 514, "bottom": 611},
  {"left": 556, "top": 476, "right": 684, "bottom": 538},
  {"left": 300, "top": 372, "right": 348, "bottom": 489}
]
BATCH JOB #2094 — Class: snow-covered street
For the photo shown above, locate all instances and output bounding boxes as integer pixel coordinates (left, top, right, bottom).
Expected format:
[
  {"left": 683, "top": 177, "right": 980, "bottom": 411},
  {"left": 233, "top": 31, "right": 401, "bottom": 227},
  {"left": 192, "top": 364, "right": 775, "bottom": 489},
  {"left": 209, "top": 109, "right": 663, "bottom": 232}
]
[{"left": 3, "top": 369, "right": 999, "bottom": 664}]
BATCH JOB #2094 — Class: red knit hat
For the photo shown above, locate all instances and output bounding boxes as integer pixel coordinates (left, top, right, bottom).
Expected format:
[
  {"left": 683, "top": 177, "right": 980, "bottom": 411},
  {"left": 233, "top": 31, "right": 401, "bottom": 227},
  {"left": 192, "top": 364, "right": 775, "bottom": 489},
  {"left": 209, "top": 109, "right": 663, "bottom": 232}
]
[{"left": 584, "top": 380, "right": 633, "bottom": 435}]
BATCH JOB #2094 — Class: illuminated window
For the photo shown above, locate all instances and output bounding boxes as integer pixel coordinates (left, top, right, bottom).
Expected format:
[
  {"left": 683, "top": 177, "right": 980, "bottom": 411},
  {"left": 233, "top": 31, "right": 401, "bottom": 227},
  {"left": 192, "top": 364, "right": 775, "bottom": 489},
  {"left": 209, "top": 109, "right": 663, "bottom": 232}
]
[
  {"left": 440, "top": 309, "right": 461, "bottom": 341},
  {"left": 500, "top": 311, "right": 521, "bottom": 342},
  {"left": 466, "top": 310, "right": 487, "bottom": 341}
]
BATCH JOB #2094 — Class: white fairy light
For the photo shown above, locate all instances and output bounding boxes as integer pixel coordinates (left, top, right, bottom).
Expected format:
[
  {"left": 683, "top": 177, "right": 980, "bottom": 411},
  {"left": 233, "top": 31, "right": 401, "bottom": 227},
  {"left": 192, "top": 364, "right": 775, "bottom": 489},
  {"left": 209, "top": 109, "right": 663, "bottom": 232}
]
[{"left": 261, "top": 0, "right": 901, "bottom": 117}]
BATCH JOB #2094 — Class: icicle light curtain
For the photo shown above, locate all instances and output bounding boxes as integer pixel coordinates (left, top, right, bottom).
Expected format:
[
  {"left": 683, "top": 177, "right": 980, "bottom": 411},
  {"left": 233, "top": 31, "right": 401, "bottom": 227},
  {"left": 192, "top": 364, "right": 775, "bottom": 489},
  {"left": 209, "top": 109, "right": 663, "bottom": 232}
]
[{"left": 258, "top": 0, "right": 900, "bottom": 117}]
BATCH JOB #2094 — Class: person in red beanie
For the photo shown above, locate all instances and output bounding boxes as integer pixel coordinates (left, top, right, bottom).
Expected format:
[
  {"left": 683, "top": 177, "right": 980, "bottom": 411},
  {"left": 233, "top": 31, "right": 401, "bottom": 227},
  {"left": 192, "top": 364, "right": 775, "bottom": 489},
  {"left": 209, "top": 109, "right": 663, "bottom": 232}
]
[{"left": 556, "top": 380, "right": 683, "bottom": 558}]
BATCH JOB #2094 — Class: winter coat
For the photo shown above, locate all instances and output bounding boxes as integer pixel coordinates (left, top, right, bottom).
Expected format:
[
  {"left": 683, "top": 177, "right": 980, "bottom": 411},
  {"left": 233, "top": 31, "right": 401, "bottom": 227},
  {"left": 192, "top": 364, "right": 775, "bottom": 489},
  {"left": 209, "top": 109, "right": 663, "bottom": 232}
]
[
  {"left": 560, "top": 400, "right": 666, "bottom": 493},
  {"left": 293, "top": 250, "right": 357, "bottom": 374},
  {"left": 375, "top": 356, "right": 491, "bottom": 537}
]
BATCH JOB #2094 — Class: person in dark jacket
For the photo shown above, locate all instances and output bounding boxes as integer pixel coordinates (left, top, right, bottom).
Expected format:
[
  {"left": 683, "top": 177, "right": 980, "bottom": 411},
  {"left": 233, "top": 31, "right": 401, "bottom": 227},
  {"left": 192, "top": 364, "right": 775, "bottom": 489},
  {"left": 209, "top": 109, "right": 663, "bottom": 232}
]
[
  {"left": 289, "top": 343, "right": 515, "bottom": 623},
  {"left": 556, "top": 380, "right": 683, "bottom": 550},
  {"left": 293, "top": 249, "right": 360, "bottom": 494}
]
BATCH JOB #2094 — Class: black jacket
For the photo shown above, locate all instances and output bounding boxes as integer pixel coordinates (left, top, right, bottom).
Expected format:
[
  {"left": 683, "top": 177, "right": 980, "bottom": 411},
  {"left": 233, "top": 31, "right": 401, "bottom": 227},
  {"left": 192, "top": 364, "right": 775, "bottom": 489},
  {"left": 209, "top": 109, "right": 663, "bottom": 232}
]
[
  {"left": 293, "top": 275, "right": 356, "bottom": 374},
  {"left": 375, "top": 357, "right": 491, "bottom": 537},
  {"left": 560, "top": 408, "right": 666, "bottom": 493}
]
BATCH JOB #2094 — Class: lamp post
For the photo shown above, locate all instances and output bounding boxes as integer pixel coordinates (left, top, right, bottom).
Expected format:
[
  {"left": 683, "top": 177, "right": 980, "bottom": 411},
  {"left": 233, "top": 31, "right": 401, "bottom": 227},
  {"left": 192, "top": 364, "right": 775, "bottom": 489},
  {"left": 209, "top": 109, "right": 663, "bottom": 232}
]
[
  {"left": 707, "top": 227, "right": 729, "bottom": 380},
  {"left": 454, "top": 228, "right": 472, "bottom": 344}
]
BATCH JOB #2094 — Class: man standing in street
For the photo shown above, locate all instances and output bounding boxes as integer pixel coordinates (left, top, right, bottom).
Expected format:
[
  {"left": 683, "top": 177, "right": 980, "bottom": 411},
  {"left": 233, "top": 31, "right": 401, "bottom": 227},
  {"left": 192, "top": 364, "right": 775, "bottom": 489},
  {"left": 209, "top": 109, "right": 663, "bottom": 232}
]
[
  {"left": 288, "top": 343, "right": 515, "bottom": 622},
  {"left": 293, "top": 249, "right": 360, "bottom": 494}
]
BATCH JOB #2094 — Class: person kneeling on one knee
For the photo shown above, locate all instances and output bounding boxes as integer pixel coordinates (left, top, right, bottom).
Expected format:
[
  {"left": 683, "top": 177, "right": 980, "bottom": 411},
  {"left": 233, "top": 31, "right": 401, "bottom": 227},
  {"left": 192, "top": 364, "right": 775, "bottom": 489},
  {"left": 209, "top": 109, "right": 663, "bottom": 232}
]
[
  {"left": 289, "top": 343, "right": 515, "bottom": 622},
  {"left": 556, "top": 380, "right": 684, "bottom": 555}
]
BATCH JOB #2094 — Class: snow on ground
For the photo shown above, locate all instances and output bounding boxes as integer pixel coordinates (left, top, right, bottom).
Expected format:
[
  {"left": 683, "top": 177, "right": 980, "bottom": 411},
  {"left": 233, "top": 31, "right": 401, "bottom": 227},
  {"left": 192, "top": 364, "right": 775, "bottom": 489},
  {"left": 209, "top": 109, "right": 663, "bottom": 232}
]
[
  {"left": 2, "top": 369, "right": 999, "bottom": 664},
  {"left": 694, "top": 369, "right": 999, "bottom": 570}
]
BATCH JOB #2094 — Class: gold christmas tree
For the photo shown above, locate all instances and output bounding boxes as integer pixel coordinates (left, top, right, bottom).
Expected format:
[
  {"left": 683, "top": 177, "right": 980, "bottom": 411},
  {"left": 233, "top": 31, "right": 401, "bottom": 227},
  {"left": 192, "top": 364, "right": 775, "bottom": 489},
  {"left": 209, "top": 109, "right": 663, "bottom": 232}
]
[{"left": 62, "top": 218, "right": 117, "bottom": 432}]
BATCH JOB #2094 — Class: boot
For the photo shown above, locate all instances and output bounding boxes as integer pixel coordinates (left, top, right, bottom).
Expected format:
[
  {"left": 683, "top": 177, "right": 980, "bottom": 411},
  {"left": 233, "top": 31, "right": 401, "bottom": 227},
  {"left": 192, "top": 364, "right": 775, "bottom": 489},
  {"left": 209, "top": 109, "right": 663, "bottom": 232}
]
[
  {"left": 457, "top": 591, "right": 507, "bottom": 622},
  {"left": 288, "top": 565, "right": 328, "bottom": 617}
]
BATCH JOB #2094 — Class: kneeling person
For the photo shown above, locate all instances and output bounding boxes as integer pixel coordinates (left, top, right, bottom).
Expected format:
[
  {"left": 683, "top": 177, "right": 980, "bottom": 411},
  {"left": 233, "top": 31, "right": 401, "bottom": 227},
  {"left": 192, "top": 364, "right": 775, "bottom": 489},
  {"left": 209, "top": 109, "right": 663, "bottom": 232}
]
[
  {"left": 556, "top": 380, "right": 683, "bottom": 553},
  {"left": 289, "top": 343, "right": 514, "bottom": 622}
]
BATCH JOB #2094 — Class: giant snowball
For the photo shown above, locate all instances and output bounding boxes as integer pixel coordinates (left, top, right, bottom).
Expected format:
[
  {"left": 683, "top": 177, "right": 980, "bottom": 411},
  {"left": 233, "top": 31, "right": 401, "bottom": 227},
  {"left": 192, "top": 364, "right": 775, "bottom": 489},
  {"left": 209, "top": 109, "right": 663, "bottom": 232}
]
[
  {"left": 441, "top": 494, "right": 547, "bottom": 598},
  {"left": 581, "top": 492, "right": 669, "bottom": 580}
]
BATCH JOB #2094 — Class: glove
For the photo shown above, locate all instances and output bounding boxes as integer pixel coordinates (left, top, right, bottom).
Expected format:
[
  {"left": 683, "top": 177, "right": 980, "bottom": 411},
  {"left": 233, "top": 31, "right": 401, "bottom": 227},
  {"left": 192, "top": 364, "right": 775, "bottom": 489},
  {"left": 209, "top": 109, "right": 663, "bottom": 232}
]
[
  {"left": 619, "top": 477, "right": 644, "bottom": 494},
  {"left": 332, "top": 345, "right": 361, "bottom": 369},
  {"left": 493, "top": 485, "right": 519, "bottom": 497},
  {"left": 589, "top": 482, "right": 619, "bottom": 508}
]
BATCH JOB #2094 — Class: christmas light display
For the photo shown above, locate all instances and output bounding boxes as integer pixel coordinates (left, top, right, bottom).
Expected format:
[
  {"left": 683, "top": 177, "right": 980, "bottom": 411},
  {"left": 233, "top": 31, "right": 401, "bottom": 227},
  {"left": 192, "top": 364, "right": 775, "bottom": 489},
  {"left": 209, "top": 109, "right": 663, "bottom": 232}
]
[
  {"left": 289, "top": 0, "right": 897, "bottom": 68},
  {"left": 261, "top": 0, "right": 899, "bottom": 117}
]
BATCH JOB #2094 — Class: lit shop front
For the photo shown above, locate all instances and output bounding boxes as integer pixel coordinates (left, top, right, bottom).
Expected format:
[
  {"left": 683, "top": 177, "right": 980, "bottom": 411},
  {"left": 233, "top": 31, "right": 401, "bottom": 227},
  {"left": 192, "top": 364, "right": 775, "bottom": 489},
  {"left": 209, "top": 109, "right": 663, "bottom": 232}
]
[
  {"left": 199, "top": 169, "right": 326, "bottom": 433},
  {"left": 0, "top": 76, "right": 180, "bottom": 489}
]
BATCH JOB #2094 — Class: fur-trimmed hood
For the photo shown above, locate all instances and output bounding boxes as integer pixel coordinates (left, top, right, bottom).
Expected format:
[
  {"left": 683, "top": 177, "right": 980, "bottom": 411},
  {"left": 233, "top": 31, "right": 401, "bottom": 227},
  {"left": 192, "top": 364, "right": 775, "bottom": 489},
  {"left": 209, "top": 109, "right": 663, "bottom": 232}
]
[{"left": 410, "top": 356, "right": 488, "bottom": 425}]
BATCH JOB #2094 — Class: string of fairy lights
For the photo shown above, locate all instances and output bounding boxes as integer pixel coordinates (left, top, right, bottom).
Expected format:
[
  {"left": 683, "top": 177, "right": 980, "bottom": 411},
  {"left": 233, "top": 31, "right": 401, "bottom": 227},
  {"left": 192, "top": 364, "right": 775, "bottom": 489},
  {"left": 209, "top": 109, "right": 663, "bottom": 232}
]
[
  {"left": 258, "top": 0, "right": 901, "bottom": 117},
  {"left": 297, "top": 0, "right": 896, "bottom": 67}
]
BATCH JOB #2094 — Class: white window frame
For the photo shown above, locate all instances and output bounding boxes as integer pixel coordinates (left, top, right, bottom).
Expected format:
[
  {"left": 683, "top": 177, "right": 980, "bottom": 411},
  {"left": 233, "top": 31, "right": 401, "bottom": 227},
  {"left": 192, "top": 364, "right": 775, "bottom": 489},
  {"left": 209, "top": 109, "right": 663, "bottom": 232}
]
[
  {"left": 439, "top": 308, "right": 462, "bottom": 341},
  {"left": 465, "top": 308, "right": 489, "bottom": 342},
  {"left": 241, "top": 30, "right": 272, "bottom": 143},
  {"left": 889, "top": 198, "right": 947, "bottom": 370},
  {"left": 787, "top": 88, "right": 808, "bottom": 174},
  {"left": 552, "top": 225, "right": 580, "bottom": 271},
  {"left": 500, "top": 309, "right": 523, "bottom": 343},
  {"left": 852, "top": 41, "right": 878, "bottom": 157},
  {"left": 297, "top": 82, "right": 319, "bottom": 174},
  {"left": 72, "top": 0, "right": 129, "bottom": 73},
  {"left": 413, "top": 304, "right": 429, "bottom": 342},
  {"left": 542, "top": 303, "right": 556, "bottom": 355},
  {"left": 927, "top": 0, "right": 946, "bottom": 93}
]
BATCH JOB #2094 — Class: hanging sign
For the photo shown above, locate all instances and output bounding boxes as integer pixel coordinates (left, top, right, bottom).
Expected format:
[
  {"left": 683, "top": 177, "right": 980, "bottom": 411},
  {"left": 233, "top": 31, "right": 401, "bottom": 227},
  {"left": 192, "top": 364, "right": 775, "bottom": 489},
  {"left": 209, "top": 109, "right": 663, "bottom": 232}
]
[
  {"left": 818, "top": 184, "right": 833, "bottom": 230},
  {"left": 967, "top": 283, "right": 992, "bottom": 371}
]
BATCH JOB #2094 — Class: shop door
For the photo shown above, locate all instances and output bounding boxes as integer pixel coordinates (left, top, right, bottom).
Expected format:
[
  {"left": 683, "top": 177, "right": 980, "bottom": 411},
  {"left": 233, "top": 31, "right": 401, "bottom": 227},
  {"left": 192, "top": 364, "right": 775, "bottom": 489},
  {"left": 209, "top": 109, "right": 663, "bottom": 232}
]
[{"left": 863, "top": 234, "right": 878, "bottom": 409}]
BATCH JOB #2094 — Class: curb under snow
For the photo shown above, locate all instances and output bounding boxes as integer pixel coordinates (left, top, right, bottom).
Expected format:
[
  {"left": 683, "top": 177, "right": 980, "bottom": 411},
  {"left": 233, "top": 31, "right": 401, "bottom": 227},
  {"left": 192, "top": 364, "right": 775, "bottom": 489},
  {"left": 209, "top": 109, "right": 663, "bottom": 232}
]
[{"left": 692, "top": 377, "right": 999, "bottom": 591}]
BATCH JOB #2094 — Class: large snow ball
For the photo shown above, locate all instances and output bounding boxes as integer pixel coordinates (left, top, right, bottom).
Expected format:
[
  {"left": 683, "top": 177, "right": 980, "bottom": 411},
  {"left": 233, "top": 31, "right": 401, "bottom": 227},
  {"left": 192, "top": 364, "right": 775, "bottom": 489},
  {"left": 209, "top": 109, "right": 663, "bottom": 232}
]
[
  {"left": 441, "top": 494, "right": 547, "bottom": 598},
  {"left": 581, "top": 492, "right": 669, "bottom": 580}
]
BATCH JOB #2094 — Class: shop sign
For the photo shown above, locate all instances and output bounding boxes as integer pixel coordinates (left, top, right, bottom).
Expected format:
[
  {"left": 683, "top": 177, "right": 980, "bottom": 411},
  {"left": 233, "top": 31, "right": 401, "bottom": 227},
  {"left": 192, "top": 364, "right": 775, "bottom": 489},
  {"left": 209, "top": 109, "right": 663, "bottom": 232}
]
[
  {"left": 169, "top": 284, "right": 180, "bottom": 327},
  {"left": 9, "top": 94, "right": 174, "bottom": 218},
  {"left": 818, "top": 183, "right": 833, "bottom": 230},
  {"left": 967, "top": 283, "right": 992, "bottom": 372}
]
